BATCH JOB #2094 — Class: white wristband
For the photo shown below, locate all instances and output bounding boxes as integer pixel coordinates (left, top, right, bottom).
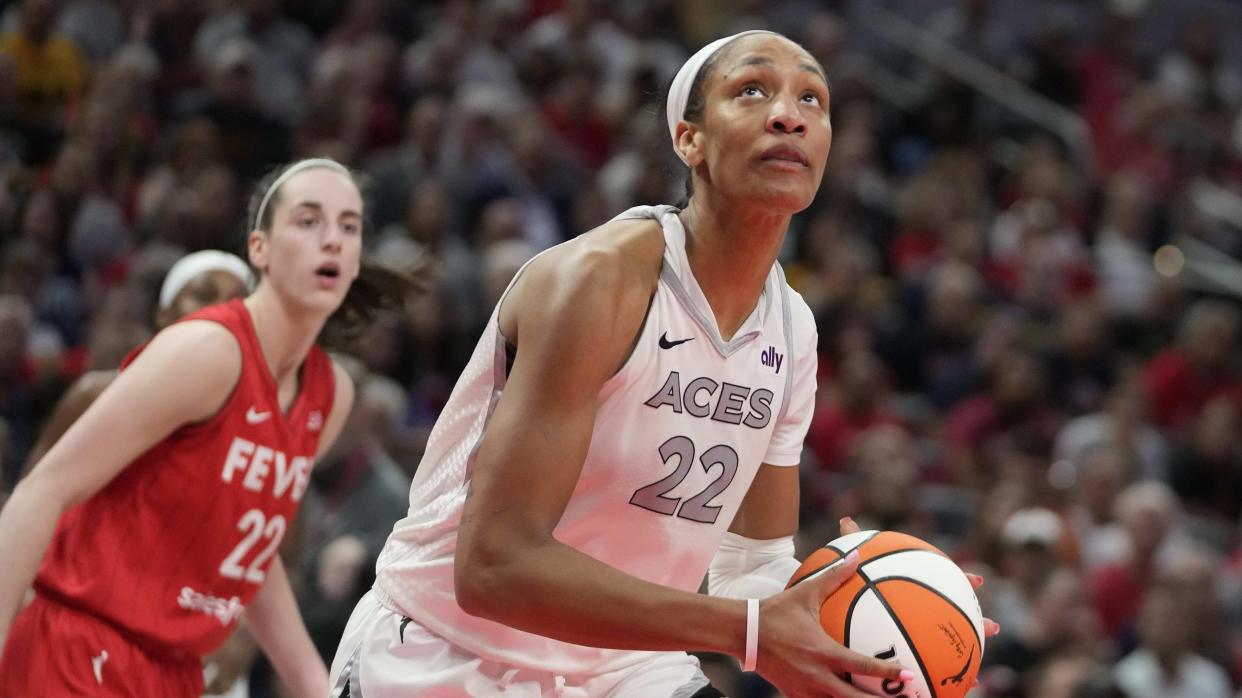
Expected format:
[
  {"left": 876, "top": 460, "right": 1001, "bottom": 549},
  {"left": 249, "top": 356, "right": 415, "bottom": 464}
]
[{"left": 743, "top": 598, "right": 759, "bottom": 672}]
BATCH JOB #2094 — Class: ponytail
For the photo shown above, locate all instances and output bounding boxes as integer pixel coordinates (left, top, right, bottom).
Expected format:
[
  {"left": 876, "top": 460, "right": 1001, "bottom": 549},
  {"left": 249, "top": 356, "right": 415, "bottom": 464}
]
[{"left": 318, "top": 257, "right": 429, "bottom": 352}]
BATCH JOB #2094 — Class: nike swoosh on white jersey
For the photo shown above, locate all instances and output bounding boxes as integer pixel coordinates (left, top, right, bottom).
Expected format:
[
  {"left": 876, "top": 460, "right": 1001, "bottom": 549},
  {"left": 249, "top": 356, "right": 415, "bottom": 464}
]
[{"left": 245, "top": 407, "right": 272, "bottom": 424}]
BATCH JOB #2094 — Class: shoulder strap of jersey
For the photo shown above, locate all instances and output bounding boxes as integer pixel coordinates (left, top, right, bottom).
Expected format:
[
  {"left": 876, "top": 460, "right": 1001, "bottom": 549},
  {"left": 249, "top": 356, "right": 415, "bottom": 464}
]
[{"left": 120, "top": 299, "right": 248, "bottom": 371}]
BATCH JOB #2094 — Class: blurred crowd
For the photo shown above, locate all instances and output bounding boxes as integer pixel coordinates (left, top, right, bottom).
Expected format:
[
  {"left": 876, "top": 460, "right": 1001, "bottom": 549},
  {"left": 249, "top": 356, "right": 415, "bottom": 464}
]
[{"left": 3, "top": 0, "right": 1242, "bottom": 696}]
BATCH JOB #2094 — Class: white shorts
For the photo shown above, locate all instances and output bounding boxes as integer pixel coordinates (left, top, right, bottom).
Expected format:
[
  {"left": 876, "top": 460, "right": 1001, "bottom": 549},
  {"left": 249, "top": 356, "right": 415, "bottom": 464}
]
[{"left": 329, "top": 590, "right": 715, "bottom": 698}]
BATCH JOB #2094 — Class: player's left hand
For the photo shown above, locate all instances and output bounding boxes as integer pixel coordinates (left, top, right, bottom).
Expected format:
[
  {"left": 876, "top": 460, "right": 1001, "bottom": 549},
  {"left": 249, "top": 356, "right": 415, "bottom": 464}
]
[
  {"left": 201, "top": 625, "right": 258, "bottom": 695},
  {"left": 838, "top": 517, "right": 1000, "bottom": 638}
]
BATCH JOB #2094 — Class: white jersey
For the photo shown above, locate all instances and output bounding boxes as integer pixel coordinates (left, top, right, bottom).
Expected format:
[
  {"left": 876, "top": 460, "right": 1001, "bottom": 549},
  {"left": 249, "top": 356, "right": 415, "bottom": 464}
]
[{"left": 373, "top": 205, "right": 818, "bottom": 675}]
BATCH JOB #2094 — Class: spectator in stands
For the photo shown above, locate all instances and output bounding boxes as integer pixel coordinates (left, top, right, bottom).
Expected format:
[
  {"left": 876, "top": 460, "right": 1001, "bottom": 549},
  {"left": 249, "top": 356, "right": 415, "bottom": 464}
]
[
  {"left": 1114, "top": 579, "right": 1233, "bottom": 698},
  {"left": 1155, "top": 11, "right": 1242, "bottom": 114},
  {"left": 1143, "top": 299, "right": 1242, "bottom": 435},
  {"left": 0, "top": 296, "right": 34, "bottom": 488},
  {"left": 806, "top": 349, "right": 900, "bottom": 475},
  {"left": 193, "top": 0, "right": 314, "bottom": 125},
  {"left": 1043, "top": 296, "right": 1117, "bottom": 417},
  {"left": 1090, "top": 482, "right": 1182, "bottom": 643},
  {"left": 1054, "top": 375, "right": 1168, "bottom": 484},
  {"left": 1062, "top": 443, "right": 1136, "bottom": 571},
  {"left": 53, "top": 0, "right": 124, "bottom": 64},
  {"left": 985, "top": 508, "right": 1073, "bottom": 637},
  {"left": 1094, "top": 172, "right": 1159, "bottom": 321},
  {"left": 364, "top": 93, "right": 452, "bottom": 232},
  {"left": 1165, "top": 546, "right": 1234, "bottom": 671},
  {"left": 817, "top": 424, "right": 927, "bottom": 545},
  {"left": 1167, "top": 396, "right": 1242, "bottom": 530},
  {"left": 989, "top": 568, "right": 1108, "bottom": 682},
  {"left": 178, "top": 38, "right": 290, "bottom": 181},
  {"left": 0, "top": 0, "right": 85, "bottom": 159},
  {"left": 878, "top": 260, "right": 983, "bottom": 406},
  {"left": 942, "top": 346, "right": 1063, "bottom": 487},
  {"left": 1025, "top": 655, "right": 1108, "bottom": 698}
]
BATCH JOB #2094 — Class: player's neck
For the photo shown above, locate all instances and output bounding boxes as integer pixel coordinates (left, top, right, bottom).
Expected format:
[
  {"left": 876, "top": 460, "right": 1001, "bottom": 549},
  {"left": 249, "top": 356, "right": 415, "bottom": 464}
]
[
  {"left": 679, "top": 198, "right": 788, "bottom": 340},
  {"left": 242, "top": 292, "right": 321, "bottom": 392}
]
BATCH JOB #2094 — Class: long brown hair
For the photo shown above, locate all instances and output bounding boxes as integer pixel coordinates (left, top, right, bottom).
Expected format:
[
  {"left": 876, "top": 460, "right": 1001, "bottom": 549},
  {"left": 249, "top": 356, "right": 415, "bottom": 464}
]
[{"left": 245, "top": 158, "right": 428, "bottom": 350}]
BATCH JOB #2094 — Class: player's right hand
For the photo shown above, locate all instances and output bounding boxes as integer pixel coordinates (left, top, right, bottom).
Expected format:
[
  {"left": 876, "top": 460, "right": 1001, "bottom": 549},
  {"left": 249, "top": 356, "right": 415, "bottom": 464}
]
[{"left": 755, "top": 549, "right": 913, "bottom": 698}]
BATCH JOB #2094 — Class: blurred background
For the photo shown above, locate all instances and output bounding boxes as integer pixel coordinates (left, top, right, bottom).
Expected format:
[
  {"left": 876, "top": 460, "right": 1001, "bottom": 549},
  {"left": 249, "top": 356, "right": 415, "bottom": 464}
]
[{"left": 2, "top": 0, "right": 1242, "bottom": 696}]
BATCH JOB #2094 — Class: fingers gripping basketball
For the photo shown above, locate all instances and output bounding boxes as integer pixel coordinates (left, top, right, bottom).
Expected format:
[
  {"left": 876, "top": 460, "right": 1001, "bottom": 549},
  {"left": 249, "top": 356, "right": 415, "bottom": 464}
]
[{"left": 788, "top": 531, "right": 985, "bottom": 698}]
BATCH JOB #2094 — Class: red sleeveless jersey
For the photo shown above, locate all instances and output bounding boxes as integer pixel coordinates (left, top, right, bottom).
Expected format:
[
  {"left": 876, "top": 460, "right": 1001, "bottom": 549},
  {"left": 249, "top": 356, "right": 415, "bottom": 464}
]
[{"left": 34, "top": 299, "right": 335, "bottom": 659}]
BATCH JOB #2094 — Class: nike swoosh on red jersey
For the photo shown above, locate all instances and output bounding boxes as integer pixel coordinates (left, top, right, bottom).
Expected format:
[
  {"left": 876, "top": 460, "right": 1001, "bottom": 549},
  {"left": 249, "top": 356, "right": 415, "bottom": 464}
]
[{"left": 245, "top": 407, "right": 272, "bottom": 424}]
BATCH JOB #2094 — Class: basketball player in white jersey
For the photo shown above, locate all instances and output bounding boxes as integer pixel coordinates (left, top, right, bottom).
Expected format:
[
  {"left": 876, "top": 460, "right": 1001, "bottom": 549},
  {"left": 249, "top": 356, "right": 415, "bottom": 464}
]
[{"left": 331, "top": 31, "right": 994, "bottom": 698}]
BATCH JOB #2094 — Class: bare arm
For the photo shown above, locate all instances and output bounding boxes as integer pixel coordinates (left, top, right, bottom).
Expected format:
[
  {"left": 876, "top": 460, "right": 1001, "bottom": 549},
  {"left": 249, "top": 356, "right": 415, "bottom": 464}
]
[
  {"left": 0, "top": 321, "right": 241, "bottom": 655},
  {"left": 279, "top": 359, "right": 355, "bottom": 590},
  {"left": 244, "top": 557, "right": 327, "bottom": 697},
  {"left": 247, "top": 357, "right": 353, "bottom": 695},
  {"left": 728, "top": 462, "right": 800, "bottom": 540},
  {"left": 315, "top": 360, "right": 356, "bottom": 461},
  {"left": 22, "top": 370, "right": 117, "bottom": 475},
  {"left": 202, "top": 624, "right": 259, "bottom": 695}
]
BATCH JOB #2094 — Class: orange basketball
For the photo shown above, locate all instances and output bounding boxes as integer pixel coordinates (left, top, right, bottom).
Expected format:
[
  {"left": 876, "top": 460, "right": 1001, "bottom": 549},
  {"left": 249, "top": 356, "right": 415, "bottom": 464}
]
[{"left": 787, "top": 530, "right": 984, "bottom": 698}]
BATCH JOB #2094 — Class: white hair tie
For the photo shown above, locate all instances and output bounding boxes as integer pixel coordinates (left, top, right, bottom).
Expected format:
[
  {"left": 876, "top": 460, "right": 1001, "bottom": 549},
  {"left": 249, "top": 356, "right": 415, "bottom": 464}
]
[
  {"left": 665, "top": 30, "right": 774, "bottom": 164},
  {"left": 253, "top": 157, "right": 351, "bottom": 230},
  {"left": 158, "top": 250, "right": 253, "bottom": 309}
]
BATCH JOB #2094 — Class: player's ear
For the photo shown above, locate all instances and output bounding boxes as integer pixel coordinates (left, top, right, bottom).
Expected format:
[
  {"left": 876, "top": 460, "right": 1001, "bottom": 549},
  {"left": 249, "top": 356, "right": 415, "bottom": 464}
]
[
  {"left": 675, "top": 122, "right": 706, "bottom": 167},
  {"left": 248, "top": 229, "right": 270, "bottom": 273}
]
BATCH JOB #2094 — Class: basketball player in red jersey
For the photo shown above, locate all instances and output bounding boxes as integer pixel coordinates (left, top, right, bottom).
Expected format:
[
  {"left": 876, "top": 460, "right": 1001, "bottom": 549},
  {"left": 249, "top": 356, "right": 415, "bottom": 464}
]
[
  {"left": 19, "top": 250, "right": 265, "bottom": 695},
  {"left": 0, "top": 157, "right": 394, "bottom": 697}
]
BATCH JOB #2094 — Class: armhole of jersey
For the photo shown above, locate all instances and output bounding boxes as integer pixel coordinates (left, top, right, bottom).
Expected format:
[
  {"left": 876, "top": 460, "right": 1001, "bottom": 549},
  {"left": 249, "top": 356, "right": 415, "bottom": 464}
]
[
  {"left": 602, "top": 213, "right": 669, "bottom": 387},
  {"left": 492, "top": 247, "right": 551, "bottom": 348},
  {"left": 601, "top": 286, "right": 657, "bottom": 389},
  {"left": 166, "top": 319, "right": 247, "bottom": 438},
  {"left": 496, "top": 218, "right": 666, "bottom": 386}
]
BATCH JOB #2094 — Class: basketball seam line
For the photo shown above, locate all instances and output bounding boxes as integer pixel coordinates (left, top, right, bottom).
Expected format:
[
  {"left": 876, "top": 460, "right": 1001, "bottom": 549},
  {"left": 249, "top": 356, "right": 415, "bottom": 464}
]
[
  {"left": 841, "top": 576, "right": 868, "bottom": 685},
  {"left": 878, "top": 575, "right": 985, "bottom": 648},
  {"left": 789, "top": 533, "right": 888, "bottom": 587},
  {"left": 856, "top": 567, "right": 939, "bottom": 698},
  {"left": 791, "top": 544, "right": 932, "bottom": 587},
  {"left": 823, "top": 530, "right": 879, "bottom": 558}
]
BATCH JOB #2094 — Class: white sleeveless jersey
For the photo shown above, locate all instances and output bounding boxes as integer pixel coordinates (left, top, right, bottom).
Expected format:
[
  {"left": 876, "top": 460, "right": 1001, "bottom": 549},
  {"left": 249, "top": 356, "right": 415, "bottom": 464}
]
[{"left": 374, "top": 205, "right": 818, "bottom": 675}]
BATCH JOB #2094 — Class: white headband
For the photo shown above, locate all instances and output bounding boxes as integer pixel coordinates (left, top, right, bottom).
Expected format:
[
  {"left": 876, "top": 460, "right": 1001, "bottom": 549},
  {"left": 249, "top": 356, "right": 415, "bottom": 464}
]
[
  {"left": 158, "top": 250, "right": 253, "bottom": 309},
  {"left": 253, "top": 157, "right": 352, "bottom": 230},
  {"left": 666, "top": 30, "right": 774, "bottom": 164}
]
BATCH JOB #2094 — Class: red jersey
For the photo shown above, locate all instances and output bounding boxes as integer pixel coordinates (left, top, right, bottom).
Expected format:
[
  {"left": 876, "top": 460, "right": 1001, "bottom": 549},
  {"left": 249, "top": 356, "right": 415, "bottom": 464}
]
[{"left": 34, "top": 299, "right": 335, "bottom": 659}]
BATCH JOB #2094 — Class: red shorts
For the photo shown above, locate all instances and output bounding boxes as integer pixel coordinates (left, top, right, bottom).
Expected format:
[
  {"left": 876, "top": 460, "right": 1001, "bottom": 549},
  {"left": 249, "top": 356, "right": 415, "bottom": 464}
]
[{"left": 0, "top": 594, "right": 203, "bottom": 697}]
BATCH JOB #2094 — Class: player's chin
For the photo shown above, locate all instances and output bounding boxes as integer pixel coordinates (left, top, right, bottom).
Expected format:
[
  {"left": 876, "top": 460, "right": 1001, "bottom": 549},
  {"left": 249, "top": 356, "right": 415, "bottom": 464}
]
[
  {"left": 752, "top": 186, "right": 817, "bottom": 215},
  {"left": 301, "top": 288, "right": 349, "bottom": 315},
  {"left": 747, "top": 170, "right": 819, "bottom": 206}
]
